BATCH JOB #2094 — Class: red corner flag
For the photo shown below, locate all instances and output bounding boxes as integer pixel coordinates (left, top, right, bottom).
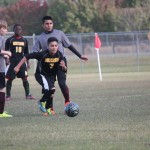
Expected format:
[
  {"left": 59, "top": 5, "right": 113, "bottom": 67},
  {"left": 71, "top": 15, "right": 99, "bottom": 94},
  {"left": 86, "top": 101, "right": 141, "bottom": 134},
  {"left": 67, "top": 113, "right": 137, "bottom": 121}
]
[
  {"left": 94, "top": 33, "right": 102, "bottom": 81},
  {"left": 95, "top": 33, "right": 102, "bottom": 50}
]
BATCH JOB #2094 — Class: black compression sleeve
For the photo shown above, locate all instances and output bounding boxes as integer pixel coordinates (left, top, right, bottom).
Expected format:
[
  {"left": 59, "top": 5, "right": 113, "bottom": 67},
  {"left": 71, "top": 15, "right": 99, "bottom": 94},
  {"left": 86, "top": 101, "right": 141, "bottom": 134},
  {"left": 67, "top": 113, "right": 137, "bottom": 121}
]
[{"left": 68, "top": 45, "right": 81, "bottom": 58}]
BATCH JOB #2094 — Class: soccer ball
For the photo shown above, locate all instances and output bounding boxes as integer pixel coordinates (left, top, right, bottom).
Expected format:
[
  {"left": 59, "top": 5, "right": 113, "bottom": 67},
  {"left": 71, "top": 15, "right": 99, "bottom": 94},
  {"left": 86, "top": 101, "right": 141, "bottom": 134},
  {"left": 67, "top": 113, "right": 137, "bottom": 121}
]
[{"left": 65, "top": 102, "right": 79, "bottom": 117}]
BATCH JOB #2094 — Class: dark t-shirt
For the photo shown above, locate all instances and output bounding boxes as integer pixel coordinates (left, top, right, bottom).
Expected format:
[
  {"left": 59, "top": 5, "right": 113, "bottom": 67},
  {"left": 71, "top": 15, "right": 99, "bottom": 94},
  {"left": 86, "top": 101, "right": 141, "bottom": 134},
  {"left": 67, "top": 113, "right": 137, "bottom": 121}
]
[
  {"left": 5, "top": 35, "right": 29, "bottom": 63},
  {"left": 25, "top": 50, "right": 64, "bottom": 76}
]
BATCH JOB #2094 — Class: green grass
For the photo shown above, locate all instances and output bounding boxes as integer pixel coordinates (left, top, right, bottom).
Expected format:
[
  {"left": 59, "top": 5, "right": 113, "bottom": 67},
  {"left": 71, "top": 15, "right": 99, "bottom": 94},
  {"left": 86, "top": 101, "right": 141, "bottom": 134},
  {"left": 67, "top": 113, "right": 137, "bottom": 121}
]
[
  {"left": 0, "top": 72, "right": 150, "bottom": 150},
  {"left": 66, "top": 55, "right": 150, "bottom": 74}
]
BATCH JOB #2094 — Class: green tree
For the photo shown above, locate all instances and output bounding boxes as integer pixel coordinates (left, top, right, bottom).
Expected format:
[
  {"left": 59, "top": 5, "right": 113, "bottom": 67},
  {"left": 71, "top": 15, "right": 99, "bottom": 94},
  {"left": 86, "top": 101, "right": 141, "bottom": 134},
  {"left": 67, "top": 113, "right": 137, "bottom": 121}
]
[
  {"left": 0, "top": 0, "right": 17, "bottom": 6},
  {"left": 114, "top": 0, "right": 150, "bottom": 31},
  {"left": 47, "top": 0, "right": 101, "bottom": 33},
  {"left": 0, "top": 0, "right": 48, "bottom": 35},
  {"left": 118, "top": 0, "right": 148, "bottom": 7}
]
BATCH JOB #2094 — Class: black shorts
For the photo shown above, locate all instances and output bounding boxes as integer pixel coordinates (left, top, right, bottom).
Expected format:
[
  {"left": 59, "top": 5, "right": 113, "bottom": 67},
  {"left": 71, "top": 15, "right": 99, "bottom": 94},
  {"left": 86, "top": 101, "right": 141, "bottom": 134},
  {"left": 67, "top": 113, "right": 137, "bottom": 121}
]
[
  {"left": 5, "top": 63, "right": 28, "bottom": 80},
  {"left": 0, "top": 72, "right": 5, "bottom": 89},
  {"left": 35, "top": 73, "right": 55, "bottom": 91}
]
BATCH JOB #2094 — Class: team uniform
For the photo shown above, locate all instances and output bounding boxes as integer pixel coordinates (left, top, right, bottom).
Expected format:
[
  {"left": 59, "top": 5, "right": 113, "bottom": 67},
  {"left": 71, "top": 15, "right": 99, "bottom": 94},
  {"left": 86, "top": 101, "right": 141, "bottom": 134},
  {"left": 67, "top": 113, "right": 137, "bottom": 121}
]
[
  {"left": 25, "top": 50, "right": 64, "bottom": 112},
  {"left": 5, "top": 35, "right": 29, "bottom": 79},
  {"left": 33, "top": 29, "right": 81, "bottom": 104},
  {"left": 5, "top": 35, "right": 35, "bottom": 99},
  {"left": 0, "top": 35, "right": 6, "bottom": 89}
]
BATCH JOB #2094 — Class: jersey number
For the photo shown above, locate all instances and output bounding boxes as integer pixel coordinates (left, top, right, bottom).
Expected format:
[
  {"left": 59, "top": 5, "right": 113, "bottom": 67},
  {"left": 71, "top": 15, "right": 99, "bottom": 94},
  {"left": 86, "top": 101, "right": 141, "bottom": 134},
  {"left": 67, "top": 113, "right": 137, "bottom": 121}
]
[{"left": 16, "top": 46, "right": 22, "bottom": 53}]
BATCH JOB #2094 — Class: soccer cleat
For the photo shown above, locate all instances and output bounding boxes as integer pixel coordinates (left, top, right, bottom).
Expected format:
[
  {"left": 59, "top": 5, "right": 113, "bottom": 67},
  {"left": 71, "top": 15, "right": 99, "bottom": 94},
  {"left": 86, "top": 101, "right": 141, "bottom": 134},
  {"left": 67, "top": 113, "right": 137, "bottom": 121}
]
[
  {"left": 26, "top": 94, "right": 35, "bottom": 100},
  {"left": 6, "top": 96, "right": 11, "bottom": 101},
  {"left": 65, "top": 101, "right": 71, "bottom": 107},
  {"left": 50, "top": 108, "right": 56, "bottom": 115},
  {"left": 43, "top": 112, "right": 49, "bottom": 116},
  {"left": 64, "top": 101, "right": 71, "bottom": 110},
  {"left": 0, "top": 112, "right": 13, "bottom": 118},
  {"left": 64, "top": 101, "right": 71, "bottom": 114},
  {"left": 38, "top": 101, "right": 47, "bottom": 113},
  {"left": 43, "top": 108, "right": 55, "bottom": 116}
]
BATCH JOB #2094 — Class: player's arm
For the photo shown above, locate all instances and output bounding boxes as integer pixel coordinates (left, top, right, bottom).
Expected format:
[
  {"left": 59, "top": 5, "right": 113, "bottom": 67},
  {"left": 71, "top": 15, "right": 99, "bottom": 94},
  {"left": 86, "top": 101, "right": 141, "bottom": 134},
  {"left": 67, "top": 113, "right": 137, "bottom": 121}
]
[
  {"left": 59, "top": 52, "right": 67, "bottom": 71},
  {"left": 68, "top": 45, "right": 88, "bottom": 61},
  {"left": 0, "top": 49, "right": 12, "bottom": 57},
  {"left": 60, "top": 60, "right": 67, "bottom": 71},
  {"left": 61, "top": 31, "right": 88, "bottom": 61},
  {"left": 14, "top": 52, "right": 42, "bottom": 73},
  {"left": 4, "top": 38, "right": 11, "bottom": 64},
  {"left": 14, "top": 56, "right": 27, "bottom": 74}
]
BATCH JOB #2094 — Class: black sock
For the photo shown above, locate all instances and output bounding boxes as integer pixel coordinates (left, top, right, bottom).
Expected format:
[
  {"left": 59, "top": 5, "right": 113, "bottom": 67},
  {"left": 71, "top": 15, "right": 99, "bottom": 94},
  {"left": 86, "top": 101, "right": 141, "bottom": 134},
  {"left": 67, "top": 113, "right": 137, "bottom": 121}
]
[
  {"left": 0, "top": 92, "right": 5, "bottom": 114},
  {"left": 45, "top": 97, "right": 53, "bottom": 109},
  {"left": 40, "top": 94, "right": 47, "bottom": 102},
  {"left": 23, "top": 80, "right": 30, "bottom": 96},
  {"left": 6, "top": 80, "right": 12, "bottom": 97},
  {"left": 60, "top": 85, "right": 70, "bottom": 103}
]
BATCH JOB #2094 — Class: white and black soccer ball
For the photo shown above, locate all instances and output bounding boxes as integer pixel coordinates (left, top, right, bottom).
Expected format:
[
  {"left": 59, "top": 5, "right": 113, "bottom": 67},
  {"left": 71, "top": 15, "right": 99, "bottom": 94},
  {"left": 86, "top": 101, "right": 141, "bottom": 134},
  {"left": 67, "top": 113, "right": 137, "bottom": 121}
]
[{"left": 65, "top": 102, "right": 79, "bottom": 117}]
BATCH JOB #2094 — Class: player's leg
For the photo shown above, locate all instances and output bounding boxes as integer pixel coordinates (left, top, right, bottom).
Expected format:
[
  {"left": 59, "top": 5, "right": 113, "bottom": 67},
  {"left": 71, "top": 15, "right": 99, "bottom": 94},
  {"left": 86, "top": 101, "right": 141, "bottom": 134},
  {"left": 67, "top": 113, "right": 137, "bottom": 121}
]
[
  {"left": 44, "top": 87, "right": 56, "bottom": 116},
  {"left": 35, "top": 73, "right": 47, "bottom": 103},
  {"left": 21, "top": 77, "right": 35, "bottom": 99},
  {"left": 6, "top": 79, "right": 13, "bottom": 100},
  {"left": 5, "top": 64, "right": 15, "bottom": 101},
  {"left": 35, "top": 73, "right": 51, "bottom": 113},
  {"left": 19, "top": 63, "right": 35, "bottom": 99},
  {"left": 35, "top": 73, "right": 55, "bottom": 115},
  {"left": 0, "top": 72, "right": 12, "bottom": 117},
  {"left": 57, "top": 57, "right": 70, "bottom": 106}
]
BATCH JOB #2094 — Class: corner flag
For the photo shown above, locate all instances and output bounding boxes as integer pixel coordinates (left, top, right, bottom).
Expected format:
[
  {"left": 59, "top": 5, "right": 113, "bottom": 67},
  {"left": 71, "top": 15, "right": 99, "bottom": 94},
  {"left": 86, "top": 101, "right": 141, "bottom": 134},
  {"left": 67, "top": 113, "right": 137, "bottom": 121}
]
[
  {"left": 95, "top": 33, "right": 102, "bottom": 49},
  {"left": 94, "top": 33, "right": 102, "bottom": 81}
]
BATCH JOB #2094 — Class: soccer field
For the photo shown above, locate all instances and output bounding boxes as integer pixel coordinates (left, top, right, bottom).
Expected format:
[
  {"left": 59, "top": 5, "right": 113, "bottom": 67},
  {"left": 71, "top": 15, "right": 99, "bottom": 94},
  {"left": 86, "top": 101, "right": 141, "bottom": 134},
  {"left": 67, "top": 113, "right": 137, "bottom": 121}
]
[{"left": 0, "top": 73, "right": 150, "bottom": 150}]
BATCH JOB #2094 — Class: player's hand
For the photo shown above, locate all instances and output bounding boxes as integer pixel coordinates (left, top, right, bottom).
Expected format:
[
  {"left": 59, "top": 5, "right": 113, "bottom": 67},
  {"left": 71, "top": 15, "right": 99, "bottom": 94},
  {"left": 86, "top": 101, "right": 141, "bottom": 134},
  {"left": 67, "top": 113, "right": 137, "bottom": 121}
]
[
  {"left": 3, "top": 54, "right": 9, "bottom": 59},
  {"left": 5, "top": 51, "right": 12, "bottom": 57},
  {"left": 14, "top": 66, "right": 19, "bottom": 74},
  {"left": 80, "top": 55, "right": 88, "bottom": 61},
  {"left": 1, "top": 50, "right": 11, "bottom": 57},
  {"left": 60, "top": 60, "right": 67, "bottom": 71}
]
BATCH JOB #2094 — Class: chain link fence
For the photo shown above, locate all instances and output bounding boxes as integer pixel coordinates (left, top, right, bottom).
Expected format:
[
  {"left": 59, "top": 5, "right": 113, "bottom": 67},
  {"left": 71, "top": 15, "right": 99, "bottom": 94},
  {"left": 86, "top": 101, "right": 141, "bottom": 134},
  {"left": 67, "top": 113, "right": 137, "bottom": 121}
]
[{"left": 8, "top": 31, "right": 150, "bottom": 74}]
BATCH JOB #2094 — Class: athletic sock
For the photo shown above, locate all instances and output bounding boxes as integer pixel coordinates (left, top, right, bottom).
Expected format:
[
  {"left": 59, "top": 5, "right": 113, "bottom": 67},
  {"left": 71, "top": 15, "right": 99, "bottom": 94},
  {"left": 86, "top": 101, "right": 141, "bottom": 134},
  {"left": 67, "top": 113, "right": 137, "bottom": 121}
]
[
  {"left": 6, "top": 80, "right": 12, "bottom": 97},
  {"left": 61, "top": 85, "right": 70, "bottom": 103},
  {"left": 40, "top": 94, "right": 47, "bottom": 102},
  {"left": 23, "top": 80, "right": 30, "bottom": 96},
  {"left": 0, "top": 92, "right": 5, "bottom": 114}
]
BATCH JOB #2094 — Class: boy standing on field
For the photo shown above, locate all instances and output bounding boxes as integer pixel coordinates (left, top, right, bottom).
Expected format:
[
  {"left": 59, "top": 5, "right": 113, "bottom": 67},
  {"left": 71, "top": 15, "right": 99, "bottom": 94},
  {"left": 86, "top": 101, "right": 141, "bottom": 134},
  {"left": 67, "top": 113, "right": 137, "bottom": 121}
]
[
  {"left": 14, "top": 37, "right": 67, "bottom": 116},
  {"left": 5, "top": 24, "right": 35, "bottom": 100},
  {"left": 0, "top": 19, "right": 12, "bottom": 117}
]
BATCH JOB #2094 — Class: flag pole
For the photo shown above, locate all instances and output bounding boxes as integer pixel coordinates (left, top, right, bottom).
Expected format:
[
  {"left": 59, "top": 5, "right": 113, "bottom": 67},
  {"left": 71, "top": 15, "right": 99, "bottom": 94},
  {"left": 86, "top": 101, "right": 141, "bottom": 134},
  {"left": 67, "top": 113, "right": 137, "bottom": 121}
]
[
  {"left": 96, "top": 48, "right": 102, "bottom": 81},
  {"left": 95, "top": 33, "right": 102, "bottom": 81}
]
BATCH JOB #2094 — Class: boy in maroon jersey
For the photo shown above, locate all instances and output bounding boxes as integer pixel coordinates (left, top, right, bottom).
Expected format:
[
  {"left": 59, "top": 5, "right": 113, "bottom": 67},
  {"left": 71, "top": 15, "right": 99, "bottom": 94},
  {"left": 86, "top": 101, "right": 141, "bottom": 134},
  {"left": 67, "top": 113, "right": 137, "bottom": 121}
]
[{"left": 5, "top": 24, "right": 35, "bottom": 100}]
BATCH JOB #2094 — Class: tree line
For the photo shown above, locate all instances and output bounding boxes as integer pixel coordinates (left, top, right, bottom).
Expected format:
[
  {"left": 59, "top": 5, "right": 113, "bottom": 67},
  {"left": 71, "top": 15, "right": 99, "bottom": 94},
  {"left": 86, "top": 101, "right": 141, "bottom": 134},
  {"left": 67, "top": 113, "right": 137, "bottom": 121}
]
[{"left": 0, "top": 0, "right": 149, "bottom": 35}]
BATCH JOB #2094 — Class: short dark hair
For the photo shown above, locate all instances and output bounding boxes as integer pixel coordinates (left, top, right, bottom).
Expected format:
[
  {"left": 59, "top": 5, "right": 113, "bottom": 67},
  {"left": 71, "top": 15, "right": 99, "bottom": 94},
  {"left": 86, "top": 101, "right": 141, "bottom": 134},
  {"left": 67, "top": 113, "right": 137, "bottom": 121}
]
[
  {"left": 47, "top": 37, "right": 58, "bottom": 45},
  {"left": 42, "top": 16, "right": 53, "bottom": 24},
  {"left": 13, "top": 24, "right": 22, "bottom": 31}
]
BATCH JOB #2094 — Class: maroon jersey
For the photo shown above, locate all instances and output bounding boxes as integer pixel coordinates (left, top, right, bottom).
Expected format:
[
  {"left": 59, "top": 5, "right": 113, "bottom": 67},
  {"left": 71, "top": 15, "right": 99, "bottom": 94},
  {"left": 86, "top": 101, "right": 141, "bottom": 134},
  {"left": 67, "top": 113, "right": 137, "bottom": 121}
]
[{"left": 5, "top": 35, "right": 29, "bottom": 63}]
